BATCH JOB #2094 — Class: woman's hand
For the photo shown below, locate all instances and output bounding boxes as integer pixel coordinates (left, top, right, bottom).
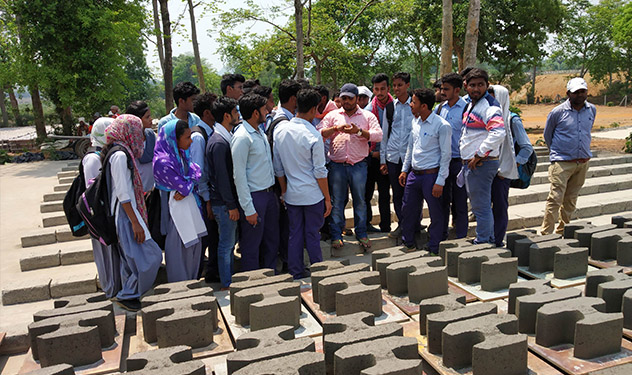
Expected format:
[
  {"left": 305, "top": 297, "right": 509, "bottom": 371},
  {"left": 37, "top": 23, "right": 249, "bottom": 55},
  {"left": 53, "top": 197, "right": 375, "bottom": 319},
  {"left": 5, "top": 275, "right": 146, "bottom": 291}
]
[{"left": 174, "top": 191, "right": 185, "bottom": 201}]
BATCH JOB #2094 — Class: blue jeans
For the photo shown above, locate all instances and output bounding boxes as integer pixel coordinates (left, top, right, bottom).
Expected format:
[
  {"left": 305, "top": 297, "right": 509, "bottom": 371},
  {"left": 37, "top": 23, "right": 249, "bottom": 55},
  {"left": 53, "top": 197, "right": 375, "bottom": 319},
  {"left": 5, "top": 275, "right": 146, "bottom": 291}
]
[
  {"left": 464, "top": 159, "right": 499, "bottom": 244},
  {"left": 212, "top": 205, "right": 237, "bottom": 287},
  {"left": 329, "top": 161, "right": 368, "bottom": 240}
]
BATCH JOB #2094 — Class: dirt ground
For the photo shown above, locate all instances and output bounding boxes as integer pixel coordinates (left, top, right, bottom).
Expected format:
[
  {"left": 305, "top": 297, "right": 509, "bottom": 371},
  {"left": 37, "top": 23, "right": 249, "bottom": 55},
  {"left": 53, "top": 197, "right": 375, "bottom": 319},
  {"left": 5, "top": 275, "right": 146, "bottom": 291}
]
[{"left": 510, "top": 72, "right": 616, "bottom": 103}]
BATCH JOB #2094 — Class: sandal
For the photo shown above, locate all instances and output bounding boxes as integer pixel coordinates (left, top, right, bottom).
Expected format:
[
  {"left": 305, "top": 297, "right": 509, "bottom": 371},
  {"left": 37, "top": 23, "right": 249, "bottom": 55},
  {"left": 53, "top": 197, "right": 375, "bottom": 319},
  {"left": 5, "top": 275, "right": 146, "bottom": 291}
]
[
  {"left": 331, "top": 239, "right": 344, "bottom": 249},
  {"left": 357, "top": 237, "right": 371, "bottom": 249}
]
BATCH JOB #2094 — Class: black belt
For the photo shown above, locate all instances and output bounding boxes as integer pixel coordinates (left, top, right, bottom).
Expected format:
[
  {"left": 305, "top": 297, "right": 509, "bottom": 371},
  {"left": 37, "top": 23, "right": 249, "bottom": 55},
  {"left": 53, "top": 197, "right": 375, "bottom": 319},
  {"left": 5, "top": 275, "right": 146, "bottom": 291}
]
[
  {"left": 254, "top": 186, "right": 274, "bottom": 193},
  {"left": 412, "top": 167, "right": 439, "bottom": 175}
]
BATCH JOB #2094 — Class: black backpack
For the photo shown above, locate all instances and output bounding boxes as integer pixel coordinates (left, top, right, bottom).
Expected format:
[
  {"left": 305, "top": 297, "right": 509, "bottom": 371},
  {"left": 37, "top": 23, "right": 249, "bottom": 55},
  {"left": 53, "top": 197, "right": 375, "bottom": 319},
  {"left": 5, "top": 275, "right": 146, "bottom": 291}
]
[
  {"left": 76, "top": 145, "right": 134, "bottom": 246},
  {"left": 509, "top": 113, "right": 538, "bottom": 189},
  {"left": 62, "top": 160, "right": 89, "bottom": 237},
  {"left": 191, "top": 125, "right": 209, "bottom": 144},
  {"left": 265, "top": 114, "right": 289, "bottom": 156}
]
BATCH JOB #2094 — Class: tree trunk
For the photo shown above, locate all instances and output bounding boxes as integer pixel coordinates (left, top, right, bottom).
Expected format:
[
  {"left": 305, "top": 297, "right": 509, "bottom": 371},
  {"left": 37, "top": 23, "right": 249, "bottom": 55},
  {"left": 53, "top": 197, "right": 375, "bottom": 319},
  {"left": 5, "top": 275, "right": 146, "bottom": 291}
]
[
  {"left": 530, "top": 64, "right": 536, "bottom": 103},
  {"left": 56, "top": 105, "right": 74, "bottom": 135},
  {"left": 440, "top": 0, "right": 453, "bottom": 76},
  {"left": 187, "top": 0, "right": 206, "bottom": 92},
  {"left": 453, "top": 42, "right": 464, "bottom": 73},
  {"left": 152, "top": 0, "right": 165, "bottom": 75},
  {"left": 160, "top": 0, "right": 174, "bottom": 112},
  {"left": 463, "top": 0, "right": 480, "bottom": 68},
  {"left": 0, "top": 86, "right": 9, "bottom": 127},
  {"left": 7, "top": 86, "right": 21, "bottom": 126},
  {"left": 294, "top": 0, "right": 305, "bottom": 79},
  {"left": 30, "top": 85, "right": 46, "bottom": 139}
]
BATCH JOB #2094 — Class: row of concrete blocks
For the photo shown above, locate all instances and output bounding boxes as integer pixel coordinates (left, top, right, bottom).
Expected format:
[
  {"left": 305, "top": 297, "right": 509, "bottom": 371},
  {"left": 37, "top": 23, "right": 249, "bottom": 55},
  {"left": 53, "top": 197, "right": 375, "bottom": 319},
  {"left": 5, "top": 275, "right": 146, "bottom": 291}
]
[{"left": 562, "top": 215, "right": 632, "bottom": 264}]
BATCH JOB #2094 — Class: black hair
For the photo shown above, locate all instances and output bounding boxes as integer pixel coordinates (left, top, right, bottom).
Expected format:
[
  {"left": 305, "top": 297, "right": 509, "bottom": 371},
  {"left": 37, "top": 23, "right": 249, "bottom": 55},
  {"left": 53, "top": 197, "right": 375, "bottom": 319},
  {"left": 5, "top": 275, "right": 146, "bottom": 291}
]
[
  {"left": 412, "top": 88, "right": 436, "bottom": 110},
  {"left": 125, "top": 100, "right": 150, "bottom": 118},
  {"left": 278, "top": 79, "right": 302, "bottom": 104},
  {"left": 242, "top": 79, "right": 260, "bottom": 95},
  {"left": 465, "top": 68, "right": 489, "bottom": 84},
  {"left": 173, "top": 82, "right": 200, "bottom": 107},
  {"left": 175, "top": 120, "right": 189, "bottom": 140},
  {"left": 459, "top": 66, "right": 475, "bottom": 78},
  {"left": 441, "top": 72, "right": 463, "bottom": 89},
  {"left": 432, "top": 80, "right": 442, "bottom": 89},
  {"left": 296, "top": 78, "right": 311, "bottom": 90},
  {"left": 239, "top": 93, "right": 268, "bottom": 121},
  {"left": 371, "top": 73, "right": 389, "bottom": 86},
  {"left": 211, "top": 96, "right": 239, "bottom": 124},
  {"left": 220, "top": 73, "right": 246, "bottom": 95},
  {"left": 252, "top": 85, "right": 273, "bottom": 99},
  {"left": 487, "top": 86, "right": 495, "bottom": 95},
  {"left": 313, "top": 85, "right": 329, "bottom": 101},
  {"left": 392, "top": 72, "right": 411, "bottom": 84},
  {"left": 332, "top": 91, "right": 340, "bottom": 99},
  {"left": 193, "top": 92, "right": 218, "bottom": 118},
  {"left": 296, "top": 89, "right": 322, "bottom": 114}
]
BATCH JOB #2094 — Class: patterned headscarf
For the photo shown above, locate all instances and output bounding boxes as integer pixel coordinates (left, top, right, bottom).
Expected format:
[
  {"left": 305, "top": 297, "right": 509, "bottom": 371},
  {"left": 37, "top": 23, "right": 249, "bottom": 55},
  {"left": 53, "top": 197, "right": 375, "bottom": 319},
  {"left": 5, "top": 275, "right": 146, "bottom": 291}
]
[
  {"left": 105, "top": 114, "right": 147, "bottom": 223},
  {"left": 153, "top": 119, "right": 201, "bottom": 196},
  {"left": 90, "top": 117, "right": 113, "bottom": 148}
]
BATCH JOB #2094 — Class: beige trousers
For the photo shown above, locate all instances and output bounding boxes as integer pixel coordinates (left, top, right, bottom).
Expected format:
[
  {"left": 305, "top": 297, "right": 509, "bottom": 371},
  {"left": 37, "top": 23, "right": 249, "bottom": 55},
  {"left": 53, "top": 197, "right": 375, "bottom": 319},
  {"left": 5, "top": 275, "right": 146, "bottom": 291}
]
[{"left": 541, "top": 161, "right": 589, "bottom": 235}]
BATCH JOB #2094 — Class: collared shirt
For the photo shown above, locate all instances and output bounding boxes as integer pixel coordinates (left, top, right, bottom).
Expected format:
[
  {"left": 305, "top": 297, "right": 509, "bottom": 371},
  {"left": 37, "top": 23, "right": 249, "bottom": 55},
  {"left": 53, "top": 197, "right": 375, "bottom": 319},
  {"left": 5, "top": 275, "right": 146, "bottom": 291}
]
[
  {"left": 510, "top": 114, "right": 534, "bottom": 165},
  {"left": 207, "top": 125, "right": 238, "bottom": 210},
  {"left": 192, "top": 120, "right": 214, "bottom": 201},
  {"left": 459, "top": 92, "right": 506, "bottom": 160},
  {"left": 157, "top": 108, "right": 201, "bottom": 131},
  {"left": 231, "top": 120, "right": 275, "bottom": 216},
  {"left": 544, "top": 99, "right": 595, "bottom": 161},
  {"left": 273, "top": 117, "right": 327, "bottom": 206},
  {"left": 379, "top": 96, "right": 414, "bottom": 164},
  {"left": 403, "top": 113, "right": 452, "bottom": 186},
  {"left": 318, "top": 106, "right": 382, "bottom": 165},
  {"left": 438, "top": 97, "right": 468, "bottom": 158}
]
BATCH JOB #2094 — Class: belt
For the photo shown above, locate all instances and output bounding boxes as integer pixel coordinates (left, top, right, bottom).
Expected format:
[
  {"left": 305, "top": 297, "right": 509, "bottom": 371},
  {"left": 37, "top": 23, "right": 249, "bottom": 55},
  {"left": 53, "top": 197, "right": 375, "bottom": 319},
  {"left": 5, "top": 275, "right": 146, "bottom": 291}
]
[
  {"left": 558, "top": 158, "right": 590, "bottom": 164},
  {"left": 462, "top": 156, "right": 499, "bottom": 165},
  {"left": 254, "top": 186, "right": 274, "bottom": 193},
  {"left": 412, "top": 167, "right": 439, "bottom": 175}
]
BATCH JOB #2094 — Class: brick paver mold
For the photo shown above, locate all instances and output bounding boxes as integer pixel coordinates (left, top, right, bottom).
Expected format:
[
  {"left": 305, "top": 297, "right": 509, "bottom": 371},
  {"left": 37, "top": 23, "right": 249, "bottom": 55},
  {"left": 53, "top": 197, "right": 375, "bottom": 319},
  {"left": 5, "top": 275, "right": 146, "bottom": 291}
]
[
  {"left": 612, "top": 213, "right": 632, "bottom": 228},
  {"left": 515, "top": 288, "right": 582, "bottom": 333},
  {"left": 563, "top": 220, "right": 594, "bottom": 239},
  {"left": 444, "top": 243, "right": 495, "bottom": 277},
  {"left": 528, "top": 239, "right": 588, "bottom": 278},
  {"left": 28, "top": 309, "right": 115, "bottom": 367},
  {"left": 623, "top": 289, "right": 632, "bottom": 329},
  {"left": 141, "top": 295, "right": 217, "bottom": 348},
  {"left": 318, "top": 270, "right": 382, "bottom": 316},
  {"left": 385, "top": 255, "right": 447, "bottom": 303},
  {"left": 310, "top": 262, "right": 369, "bottom": 304},
  {"left": 457, "top": 248, "right": 517, "bottom": 291},
  {"left": 575, "top": 224, "right": 618, "bottom": 249},
  {"left": 233, "top": 352, "right": 325, "bottom": 375},
  {"left": 23, "top": 364, "right": 75, "bottom": 375},
  {"left": 226, "top": 325, "right": 315, "bottom": 374},
  {"left": 322, "top": 312, "right": 402, "bottom": 374},
  {"left": 34, "top": 292, "right": 113, "bottom": 322},
  {"left": 126, "top": 345, "right": 206, "bottom": 375},
  {"left": 229, "top": 269, "right": 292, "bottom": 312},
  {"left": 140, "top": 280, "right": 214, "bottom": 308},
  {"left": 233, "top": 281, "right": 301, "bottom": 330},
  {"left": 375, "top": 251, "right": 428, "bottom": 288},
  {"left": 505, "top": 229, "right": 537, "bottom": 253},
  {"left": 513, "top": 234, "right": 561, "bottom": 266},
  {"left": 590, "top": 228, "right": 632, "bottom": 261},
  {"left": 441, "top": 314, "right": 528, "bottom": 375},
  {"left": 418, "top": 293, "right": 466, "bottom": 335},
  {"left": 535, "top": 297, "right": 623, "bottom": 359},
  {"left": 333, "top": 336, "right": 422, "bottom": 375}
]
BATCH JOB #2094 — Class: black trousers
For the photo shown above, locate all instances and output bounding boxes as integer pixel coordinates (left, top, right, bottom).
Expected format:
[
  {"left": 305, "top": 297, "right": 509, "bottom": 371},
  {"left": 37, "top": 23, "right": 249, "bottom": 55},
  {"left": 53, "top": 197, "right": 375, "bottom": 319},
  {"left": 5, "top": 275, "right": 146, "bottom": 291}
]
[{"left": 365, "top": 155, "right": 391, "bottom": 231}]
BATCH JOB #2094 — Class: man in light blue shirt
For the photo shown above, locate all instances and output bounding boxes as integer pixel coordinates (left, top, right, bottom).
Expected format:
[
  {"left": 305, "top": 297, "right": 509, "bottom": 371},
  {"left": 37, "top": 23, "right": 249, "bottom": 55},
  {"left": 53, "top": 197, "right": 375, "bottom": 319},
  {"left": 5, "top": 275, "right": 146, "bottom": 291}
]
[
  {"left": 231, "top": 93, "right": 279, "bottom": 271},
  {"left": 273, "top": 89, "right": 332, "bottom": 279},
  {"left": 438, "top": 72, "right": 469, "bottom": 239},
  {"left": 157, "top": 81, "right": 201, "bottom": 130},
  {"left": 398, "top": 89, "right": 452, "bottom": 253}
]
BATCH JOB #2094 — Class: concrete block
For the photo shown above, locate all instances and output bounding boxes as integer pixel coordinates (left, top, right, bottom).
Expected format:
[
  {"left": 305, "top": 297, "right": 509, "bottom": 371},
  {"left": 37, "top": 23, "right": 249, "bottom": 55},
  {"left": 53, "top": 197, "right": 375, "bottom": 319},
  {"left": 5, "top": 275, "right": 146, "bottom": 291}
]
[
  {"left": 591, "top": 229, "right": 632, "bottom": 260},
  {"left": 21, "top": 229, "right": 57, "bottom": 248},
  {"left": 505, "top": 229, "right": 537, "bottom": 253},
  {"left": 514, "top": 234, "right": 561, "bottom": 266},
  {"left": 597, "top": 277, "right": 632, "bottom": 313},
  {"left": 623, "top": 289, "right": 632, "bottom": 329},
  {"left": 28, "top": 309, "right": 115, "bottom": 366},
  {"left": 385, "top": 255, "right": 447, "bottom": 303},
  {"left": 34, "top": 292, "right": 113, "bottom": 322},
  {"left": 126, "top": 345, "right": 206, "bottom": 375},
  {"left": 457, "top": 249, "right": 517, "bottom": 291},
  {"left": 426, "top": 303, "right": 497, "bottom": 354},
  {"left": 612, "top": 213, "right": 632, "bottom": 228},
  {"left": 141, "top": 295, "right": 218, "bottom": 348},
  {"left": 585, "top": 267, "right": 629, "bottom": 297},
  {"left": 50, "top": 273, "right": 97, "bottom": 298},
  {"left": 56, "top": 227, "right": 88, "bottom": 242},
  {"left": 230, "top": 269, "right": 292, "bottom": 312},
  {"left": 322, "top": 312, "right": 402, "bottom": 374},
  {"left": 20, "top": 248, "right": 61, "bottom": 271},
  {"left": 374, "top": 249, "right": 427, "bottom": 287},
  {"left": 226, "top": 325, "right": 315, "bottom": 374},
  {"left": 515, "top": 288, "right": 582, "bottom": 333},
  {"left": 233, "top": 352, "right": 325, "bottom": 375},
  {"left": 508, "top": 279, "right": 552, "bottom": 314},
  {"left": 370, "top": 246, "right": 415, "bottom": 270},
  {"left": 60, "top": 247, "right": 94, "bottom": 265},
  {"left": 57, "top": 171, "right": 78, "bottom": 179},
  {"left": 40, "top": 201, "right": 63, "bottom": 213},
  {"left": 311, "top": 259, "right": 349, "bottom": 272},
  {"left": 618, "top": 237, "right": 632, "bottom": 266},
  {"left": 310, "top": 262, "right": 369, "bottom": 304},
  {"left": 438, "top": 238, "right": 472, "bottom": 261},
  {"left": 441, "top": 314, "right": 527, "bottom": 375},
  {"left": 23, "top": 364, "right": 75, "bottom": 375},
  {"left": 535, "top": 297, "right": 623, "bottom": 359},
  {"left": 141, "top": 280, "right": 214, "bottom": 308},
  {"left": 2, "top": 278, "right": 51, "bottom": 305},
  {"left": 43, "top": 192, "right": 67, "bottom": 202},
  {"left": 575, "top": 224, "right": 618, "bottom": 249},
  {"left": 58, "top": 177, "right": 74, "bottom": 185},
  {"left": 318, "top": 271, "right": 381, "bottom": 316},
  {"left": 445, "top": 243, "right": 494, "bottom": 277},
  {"left": 333, "top": 336, "right": 421, "bottom": 375},
  {"left": 233, "top": 282, "right": 300, "bottom": 330},
  {"left": 554, "top": 247, "right": 589, "bottom": 279},
  {"left": 419, "top": 293, "right": 466, "bottom": 335},
  {"left": 42, "top": 213, "right": 67, "bottom": 228},
  {"left": 527, "top": 238, "right": 588, "bottom": 278},
  {"left": 54, "top": 184, "right": 71, "bottom": 192}
]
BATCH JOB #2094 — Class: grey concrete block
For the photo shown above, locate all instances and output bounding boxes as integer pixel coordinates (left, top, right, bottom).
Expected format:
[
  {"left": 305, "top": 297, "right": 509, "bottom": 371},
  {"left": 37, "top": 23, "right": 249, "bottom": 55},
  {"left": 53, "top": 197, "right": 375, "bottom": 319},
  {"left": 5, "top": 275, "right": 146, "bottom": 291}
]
[
  {"left": 515, "top": 288, "right": 582, "bottom": 333},
  {"left": 457, "top": 249, "right": 517, "bottom": 291},
  {"left": 126, "top": 345, "right": 206, "bottom": 375},
  {"left": 42, "top": 213, "right": 68, "bottom": 228},
  {"left": 554, "top": 247, "right": 589, "bottom": 279},
  {"left": 34, "top": 292, "right": 112, "bottom": 322},
  {"left": 445, "top": 243, "right": 495, "bottom": 277},
  {"left": 575, "top": 224, "right": 618, "bottom": 249},
  {"left": 527, "top": 238, "right": 580, "bottom": 272},
  {"left": 1, "top": 279, "right": 51, "bottom": 305},
  {"left": 318, "top": 271, "right": 381, "bottom": 316},
  {"left": 374, "top": 250, "right": 427, "bottom": 287},
  {"left": 618, "top": 237, "right": 632, "bottom": 266},
  {"left": 585, "top": 267, "right": 629, "bottom": 297},
  {"left": 141, "top": 280, "right": 214, "bottom": 308},
  {"left": 57, "top": 171, "right": 77, "bottom": 179},
  {"left": 612, "top": 213, "right": 632, "bottom": 228},
  {"left": 28, "top": 309, "right": 115, "bottom": 366},
  {"left": 23, "top": 364, "right": 75, "bottom": 375},
  {"left": 233, "top": 352, "right": 325, "bottom": 375},
  {"left": 50, "top": 274, "right": 97, "bottom": 298},
  {"left": 230, "top": 269, "right": 292, "bottom": 312},
  {"left": 508, "top": 279, "right": 552, "bottom": 315},
  {"left": 441, "top": 314, "right": 527, "bottom": 375},
  {"left": 21, "top": 229, "right": 57, "bottom": 248},
  {"left": 56, "top": 227, "right": 88, "bottom": 242},
  {"left": 60, "top": 247, "right": 94, "bottom": 265},
  {"left": 310, "top": 262, "right": 369, "bottom": 304},
  {"left": 41, "top": 201, "right": 63, "bottom": 213},
  {"left": 597, "top": 277, "right": 632, "bottom": 313},
  {"left": 426, "top": 303, "right": 497, "bottom": 354},
  {"left": 323, "top": 312, "right": 402, "bottom": 374},
  {"left": 505, "top": 229, "right": 537, "bottom": 253},
  {"left": 370, "top": 246, "right": 416, "bottom": 270},
  {"left": 233, "top": 282, "right": 300, "bottom": 330},
  {"left": 44, "top": 192, "right": 67, "bottom": 202},
  {"left": 591, "top": 229, "right": 632, "bottom": 261},
  {"left": 385, "top": 255, "right": 447, "bottom": 303},
  {"left": 333, "top": 336, "right": 421, "bottom": 375},
  {"left": 58, "top": 177, "right": 74, "bottom": 185},
  {"left": 514, "top": 234, "right": 561, "bottom": 266},
  {"left": 141, "top": 295, "right": 218, "bottom": 348},
  {"left": 54, "top": 184, "right": 71, "bottom": 192},
  {"left": 623, "top": 289, "right": 632, "bottom": 329},
  {"left": 20, "top": 249, "right": 61, "bottom": 271},
  {"left": 535, "top": 297, "right": 623, "bottom": 359},
  {"left": 438, "top": 238, "right": 473, "bottom": 261},
  {"left": 419, "top": 293, "right": 466, "bottom": 335},
  {"left": 227, "top": 325, "right": 315, "bottom": 374}
]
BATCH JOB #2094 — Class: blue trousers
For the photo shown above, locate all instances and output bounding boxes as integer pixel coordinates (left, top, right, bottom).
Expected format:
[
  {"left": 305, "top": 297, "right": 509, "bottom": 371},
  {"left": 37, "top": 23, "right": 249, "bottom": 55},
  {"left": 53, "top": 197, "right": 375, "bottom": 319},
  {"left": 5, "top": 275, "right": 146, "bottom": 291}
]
[
  {"left": 212, "top": 205, "right": 238, "bottom": 287},
  {"left": 386, "top": 160, "right": 405, "bottom": 222},
  {"left": 287, "top": 200, "right": 325, "bottom": 279},
  {"left": 492, "top": 175, "right": 511, "bottom": 247},
  {"left": 442, "top": 158, "right": 469, "bottom": 239},
  {"left": 401, "top": 172, "right": 444, "bottom": 253},
  {"left": 238, "top": 190, "right": 279, "bottom": 271},
  {"left": 464, "top": 159, "right": 499, "bottom": 244},
  {"left": 329, "top": 161, "right": 368, "bottom": 240}
]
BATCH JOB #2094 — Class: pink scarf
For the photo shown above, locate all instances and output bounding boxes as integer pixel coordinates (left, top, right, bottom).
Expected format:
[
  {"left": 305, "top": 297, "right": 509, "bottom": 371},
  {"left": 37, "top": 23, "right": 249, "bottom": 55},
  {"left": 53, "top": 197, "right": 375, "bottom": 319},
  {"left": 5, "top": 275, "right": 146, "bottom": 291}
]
[{"left": 370, "top": 93, "right": 394, "bottom": 123}]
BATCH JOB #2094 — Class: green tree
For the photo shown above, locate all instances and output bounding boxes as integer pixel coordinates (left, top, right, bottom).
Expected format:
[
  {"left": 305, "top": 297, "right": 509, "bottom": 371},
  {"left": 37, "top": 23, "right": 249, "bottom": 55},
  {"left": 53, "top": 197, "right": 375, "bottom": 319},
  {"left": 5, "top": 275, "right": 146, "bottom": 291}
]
[
  {"left": 172, "top": 53, "right": 222, "bottom": 93},
  {"left": 612, "top": 0, "right": 632, "bottom": 87}
]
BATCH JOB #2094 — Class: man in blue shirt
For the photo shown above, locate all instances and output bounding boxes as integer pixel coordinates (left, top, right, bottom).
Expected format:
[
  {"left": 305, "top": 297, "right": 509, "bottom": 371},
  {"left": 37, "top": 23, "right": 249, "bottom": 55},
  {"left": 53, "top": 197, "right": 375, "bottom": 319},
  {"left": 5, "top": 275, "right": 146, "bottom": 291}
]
[
  {"left": 273, "top": 89, "right": 332, "bottom": 279},
  {"left": 398, "top": 88, "right": 452, "bottom": 253},
  {"left": 231, "top": 93, "right": 279, "bottom": 271},
  {"left": 438, "top": 72, "right": 469, "bottom": 239},
  {"left": 157, "top": 81, "right": 201, "bottom": 130},
  {"left": 541, "top": 77, "right": 596, "bottom": 235}
]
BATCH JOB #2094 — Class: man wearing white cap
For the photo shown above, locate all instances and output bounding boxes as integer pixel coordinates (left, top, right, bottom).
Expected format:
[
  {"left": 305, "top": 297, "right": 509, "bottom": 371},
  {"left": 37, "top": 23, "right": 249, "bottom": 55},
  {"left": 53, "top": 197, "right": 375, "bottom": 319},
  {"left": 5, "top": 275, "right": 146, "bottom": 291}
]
[
  {"left": 357, "top": 86, "right": 372, "bottom": 109},
  {"left": 541, "top": 77, "right": 596, "bottom": 235}
]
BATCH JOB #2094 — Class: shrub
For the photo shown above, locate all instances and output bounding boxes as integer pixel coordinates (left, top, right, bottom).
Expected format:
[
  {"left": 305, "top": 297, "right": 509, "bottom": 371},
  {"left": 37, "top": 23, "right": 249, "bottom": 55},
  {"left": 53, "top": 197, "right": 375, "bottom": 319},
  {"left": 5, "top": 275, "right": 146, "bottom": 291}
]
[
  {"left": 611, "top": 122, "right": 620, "bottom": 128},
  {"left": 624, "top": 132, "right": 632, "bottom": 154},
  {"left": 607, "top": 102, "right": 614, "bottom": 107},
  {"left": 0, "top": 149, "right": 10, "bottom": 165},
  {"left": 535, "top": 138, "right": 546, "bottom": 146}
]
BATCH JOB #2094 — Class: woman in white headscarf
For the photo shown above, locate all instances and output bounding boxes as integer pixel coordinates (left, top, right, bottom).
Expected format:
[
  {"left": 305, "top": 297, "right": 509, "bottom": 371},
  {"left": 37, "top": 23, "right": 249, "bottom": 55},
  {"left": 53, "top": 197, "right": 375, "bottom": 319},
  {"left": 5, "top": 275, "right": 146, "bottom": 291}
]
[
  {"left": 489, "top": 85, "right": 517, "bottom": 247},
  {"left": 81, "top": 116, "right": 122, "bottom": 298}
]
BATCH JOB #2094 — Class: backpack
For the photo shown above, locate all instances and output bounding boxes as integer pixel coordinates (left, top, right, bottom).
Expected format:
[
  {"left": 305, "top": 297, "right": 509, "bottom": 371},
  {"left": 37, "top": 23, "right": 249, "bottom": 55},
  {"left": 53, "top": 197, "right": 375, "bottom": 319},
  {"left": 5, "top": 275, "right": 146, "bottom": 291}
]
[
  {"left": 63, "top": 160, "right": 89, "bottom": 237},
  {"left": 191, "top": 125, "right": 209, "bottom": 144},
  {"left": 265, "top": 114, "right": 289, "bottom": 156},
  {"left": 76, "top": 145, "right": 134, "bottom": 246},
  {"left": 509, "top": 113, "right": 538, "bottom": 189}
]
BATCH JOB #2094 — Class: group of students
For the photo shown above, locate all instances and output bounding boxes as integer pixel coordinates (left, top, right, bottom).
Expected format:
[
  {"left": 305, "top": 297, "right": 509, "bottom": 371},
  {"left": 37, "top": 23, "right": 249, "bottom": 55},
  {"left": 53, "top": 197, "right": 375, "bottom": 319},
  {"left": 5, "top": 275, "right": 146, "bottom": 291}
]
[{"left": 82, "top": 68, "right": 537, "bottom": 311}]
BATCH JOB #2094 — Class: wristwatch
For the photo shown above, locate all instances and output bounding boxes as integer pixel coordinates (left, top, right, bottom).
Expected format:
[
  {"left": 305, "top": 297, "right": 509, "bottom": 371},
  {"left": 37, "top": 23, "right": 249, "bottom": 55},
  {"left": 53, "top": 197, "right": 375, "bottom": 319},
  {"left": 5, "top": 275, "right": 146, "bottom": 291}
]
[{"left": 357, "top": 129, "right": 363, "bottom": 136}]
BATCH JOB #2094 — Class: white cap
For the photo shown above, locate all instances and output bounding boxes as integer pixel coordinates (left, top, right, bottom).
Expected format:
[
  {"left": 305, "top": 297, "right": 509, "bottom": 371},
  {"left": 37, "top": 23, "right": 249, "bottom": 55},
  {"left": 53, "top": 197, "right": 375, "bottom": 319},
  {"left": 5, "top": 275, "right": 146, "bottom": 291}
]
[
  {"left": 567, "top": 77, "right": 588, "bottom": 93},
  {"left": 357, "top": 85, "right": 372, "bottom": 99}
]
